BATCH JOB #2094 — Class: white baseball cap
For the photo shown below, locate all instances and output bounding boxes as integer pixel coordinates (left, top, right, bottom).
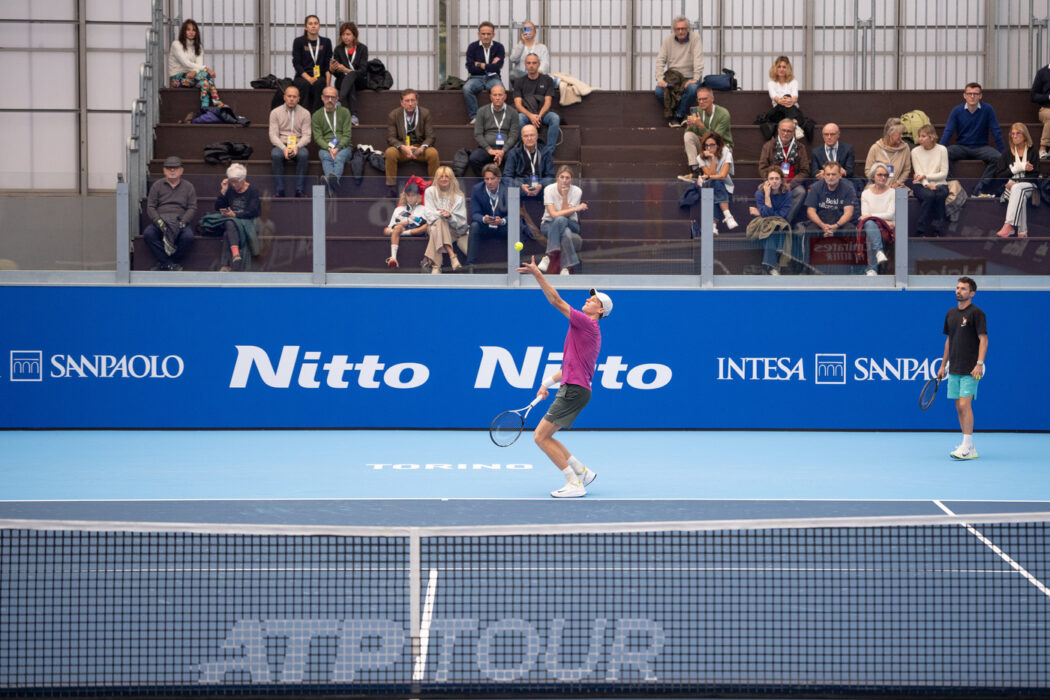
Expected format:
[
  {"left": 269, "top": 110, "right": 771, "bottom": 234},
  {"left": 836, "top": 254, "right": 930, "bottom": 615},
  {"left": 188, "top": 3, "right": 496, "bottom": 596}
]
[{"left": 590, "top": 288, "right": 613, "bottom": 318}]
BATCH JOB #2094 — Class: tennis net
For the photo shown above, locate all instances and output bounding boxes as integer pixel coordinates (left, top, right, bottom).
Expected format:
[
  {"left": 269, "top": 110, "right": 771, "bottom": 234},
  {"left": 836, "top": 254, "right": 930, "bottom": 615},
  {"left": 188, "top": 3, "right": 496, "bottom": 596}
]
[{"left": 1, "top": 512, "right": 1048, "bottom": 698}]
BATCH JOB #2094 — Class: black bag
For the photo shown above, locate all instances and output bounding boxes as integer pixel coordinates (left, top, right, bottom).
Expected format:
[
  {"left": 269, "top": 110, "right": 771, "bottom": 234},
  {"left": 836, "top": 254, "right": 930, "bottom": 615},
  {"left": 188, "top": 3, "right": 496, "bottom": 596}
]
[
  {"left": 269, "top": 77, "right": 295, "bottom": 109},
  {"left": 356, "top": 145, "right": 385, "bottom": 172},
  {"left": 451, "top": 148, "right": 471, "bottom": 178},
  {"left": 203, "top": 141, "right": 253, "bottom": 166},
  {"left": 250, "top": 74, "right": 279, "bottom": 90},
  {"left": 349, "top": 149, "right": 366, "bottom": 184},
  {"left": 439, "top": 76, "right": 466, "bottom": 90},
  {"left": 198, "top": 105, "right": 250, "bottom": 127},
  {"left": 702, "top": 68, "right": 739, "bottom": 91},
  {"left": 365, "top": 59, "right": 393, "bottom": 91}
]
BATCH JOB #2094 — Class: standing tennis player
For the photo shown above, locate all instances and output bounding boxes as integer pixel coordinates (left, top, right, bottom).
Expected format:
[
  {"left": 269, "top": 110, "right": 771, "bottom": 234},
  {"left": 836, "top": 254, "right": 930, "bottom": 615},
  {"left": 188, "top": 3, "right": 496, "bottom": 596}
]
[
  {"left": 518, "top": 256, "right": 612, "bottom": 497},
  {"left": 937, "top": 276, "right": 988, "bottom": 459}
]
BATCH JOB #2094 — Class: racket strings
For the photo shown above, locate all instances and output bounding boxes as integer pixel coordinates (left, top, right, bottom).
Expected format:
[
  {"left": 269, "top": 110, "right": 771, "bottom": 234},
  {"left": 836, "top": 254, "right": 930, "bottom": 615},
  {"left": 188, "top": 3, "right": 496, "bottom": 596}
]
[
  {"left": 490, "top": 411, "right": 526, "bottom": 447},
  {"left": 919, "top": 379, "right": 938, "bottom": 410}
]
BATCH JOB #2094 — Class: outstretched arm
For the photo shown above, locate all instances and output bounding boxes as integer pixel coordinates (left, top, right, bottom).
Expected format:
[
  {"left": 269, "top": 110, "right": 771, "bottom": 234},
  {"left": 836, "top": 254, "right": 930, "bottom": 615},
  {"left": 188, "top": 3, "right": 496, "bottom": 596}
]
[{"left": 517, "top": 256, "right": 571, "bottom": 318}]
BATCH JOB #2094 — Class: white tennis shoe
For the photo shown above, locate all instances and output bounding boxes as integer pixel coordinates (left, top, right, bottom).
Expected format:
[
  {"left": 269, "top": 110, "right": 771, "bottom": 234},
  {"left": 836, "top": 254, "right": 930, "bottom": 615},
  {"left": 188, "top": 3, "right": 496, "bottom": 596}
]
[
  {"left": 579, "top": 467, "right": 597, "bottom": 487},
  {"left": 950, "top": 445, "right": 978, "bottom": 460},
  {"left": 551, "top": 480, "right": 586, "bottom": 498}
]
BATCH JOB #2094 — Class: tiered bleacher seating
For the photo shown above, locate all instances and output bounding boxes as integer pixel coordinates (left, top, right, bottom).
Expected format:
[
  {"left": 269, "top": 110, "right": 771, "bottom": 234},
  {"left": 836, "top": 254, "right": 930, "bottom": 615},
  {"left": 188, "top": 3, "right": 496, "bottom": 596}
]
[{"left": 141, "top": 87, "right": 1048, "bottom": 274}]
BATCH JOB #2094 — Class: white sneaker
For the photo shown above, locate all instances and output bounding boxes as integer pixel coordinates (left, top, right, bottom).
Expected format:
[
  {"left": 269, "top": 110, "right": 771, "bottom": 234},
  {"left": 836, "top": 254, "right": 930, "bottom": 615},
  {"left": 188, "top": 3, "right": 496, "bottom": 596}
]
[
  {"left": 768, "top": 267, "right": 780, "bottom": 276},
  {"left": 579, "top": 467, "right": 597, "bottom": 487},
  {"left": 537, "top": 255, "right": 550, "bottom": 272},
  {"left": 711, "top": 221, "right": 718, "bottom": 235},
  {"left": 551, "top": 480, "right": 586, "bottom": 498},
  {"left": 430, "top": 264, "right": 441, "bottom": 275},
  {"left": 724, "top": 213, "right": 739, "bottom": 230},
  {"left": 865, "top": 269, "right": 878, "bottom": 276},
  {"left": 950, "top": 445, "right": 978, "bottom": 460},
  {"left": 559, "top": 268, "right": 570, "bottom": 275},
  {"left": 875, "top": 250, "right": 888, "bottom": 264}
]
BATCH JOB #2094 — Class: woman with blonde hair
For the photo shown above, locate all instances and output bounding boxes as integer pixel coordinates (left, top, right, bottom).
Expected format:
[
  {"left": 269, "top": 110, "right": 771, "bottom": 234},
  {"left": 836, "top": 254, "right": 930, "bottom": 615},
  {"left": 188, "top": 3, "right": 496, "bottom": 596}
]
[
  {"left": 994, "top": 122, "right": 1038, "bottom": 238},
  {"left": 508, "top": 21, "right": 551, "bottom": 81},
  {"left": 538, "top": 165, "right": 586, "bottom": 275},
  {"left": 756, "top": 56, "right": 814, "bottom": 140},
  {"left": 858, "top": 163, "right": 894, "bottom": 276},
  {"left": 864, "top": 117, "right": 911, "bottom": 189},
  {"left": 423, "top": 166, "right": 467, "bottom": 273}
]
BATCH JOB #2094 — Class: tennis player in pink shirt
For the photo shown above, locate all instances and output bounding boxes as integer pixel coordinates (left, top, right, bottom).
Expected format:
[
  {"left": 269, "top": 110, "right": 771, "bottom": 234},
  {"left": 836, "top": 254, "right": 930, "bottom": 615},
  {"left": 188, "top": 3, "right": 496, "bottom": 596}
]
[{"left": 518, "top": 256, "right": 613, "bottom": 497}]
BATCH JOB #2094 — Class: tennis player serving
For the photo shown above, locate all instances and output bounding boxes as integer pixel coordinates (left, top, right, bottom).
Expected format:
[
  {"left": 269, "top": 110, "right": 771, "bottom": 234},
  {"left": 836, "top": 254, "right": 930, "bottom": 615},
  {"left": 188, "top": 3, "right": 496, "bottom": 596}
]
[
  {"left": 517, "top": 255, "right": 612, "bottom": 498},
  {"left": 937, "top": 276, "right": 988, "bottom": 460}
]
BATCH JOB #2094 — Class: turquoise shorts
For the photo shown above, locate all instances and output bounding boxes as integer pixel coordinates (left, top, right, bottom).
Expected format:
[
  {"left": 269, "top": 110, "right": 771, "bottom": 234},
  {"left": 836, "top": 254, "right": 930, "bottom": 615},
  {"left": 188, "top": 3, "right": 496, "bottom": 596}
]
[{"left": 946, "top": 373, "right": 979, "bottom": 400}]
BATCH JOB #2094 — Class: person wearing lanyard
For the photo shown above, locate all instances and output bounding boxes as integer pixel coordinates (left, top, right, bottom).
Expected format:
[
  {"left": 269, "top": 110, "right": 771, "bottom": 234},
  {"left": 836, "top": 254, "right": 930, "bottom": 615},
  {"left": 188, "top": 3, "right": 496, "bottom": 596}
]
[
  {"left": 328, "top": 21, "right": 368, "bottom": 126},
  {"left": 504, "top": 124, "right": 555, "bottom": 201},
  {"left": 468, "top": 85, "right": 520, "bottom": 177},
  {"left": 383, "top": 89, "right": 440, "bottom": 199},
  {"left": 268, "top": 85, "right": 312, "bottom": 198},
  {"left": 311, "top": 86, "right": 353, "bottom": 193},
  {"left": 757, "top": 119, "right": 811, "bottom": 225},
  {"left": 291, "top": 14, "right": 332, "bottom": 112},
  {"left": 679, "top": 87, "right": 734, "bottom": 182},
  {"left": 463, "top": 21, "right": 506, "bottom": 124},
  {"left": 466, "top": 164, "right": 510, "bottom": 272}
]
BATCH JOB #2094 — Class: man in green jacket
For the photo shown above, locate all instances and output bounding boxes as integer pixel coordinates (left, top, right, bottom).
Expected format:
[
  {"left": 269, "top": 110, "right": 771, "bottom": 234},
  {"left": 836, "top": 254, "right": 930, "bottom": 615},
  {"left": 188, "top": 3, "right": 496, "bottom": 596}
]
[
  {"left": 312, "top": 86, "right": 354, "bottom": 192},
  {"left": 679, "top": 86, "right": 734, "bottom": 182}
]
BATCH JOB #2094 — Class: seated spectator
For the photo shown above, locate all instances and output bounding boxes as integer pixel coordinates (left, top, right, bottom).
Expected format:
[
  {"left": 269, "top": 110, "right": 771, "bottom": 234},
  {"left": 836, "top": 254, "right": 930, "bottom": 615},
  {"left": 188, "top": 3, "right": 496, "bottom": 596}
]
[
  {"left": 291, "top": 14, "right": 332, "bottom": 113},
  {"left": 508, "top": 21, "right": 550, "bottom": 82},
  {"left": 383, "top": 182, "right": 427, "bottom": 269},
  {"left": 512, "top": 53, "right": 560, "bottom": 159},
  {"left": 503, "top": 124, "right": 555, "bottom": 199},
  {"left": 910, "top": 123, "right": 950, "bottom": 236},
  {"left": 679, "top": 87, "right": 733, "bottom": 181},
  {"left": 747, "top": 169, "right": 793, "bottom": 276},
  {"left": 758, "top": 119, "right": 811, "bottom": 223},
  {"left": 538, "top": 165, "right": 586, "bottom": 275},
  {"left": 329, "top": 21, "right": 368, "bottom": 126},
  {"left": 423, "top": 166, "right": 468, "bottom": 273},
  {"left": 994, "top": 123, "right": 1039, "bottom": 238},
  {"left": 811, "top": 123, "right": 857, "bottom": 185},
  {"left": 858, "top": 163, "right": 894, "bottom": 276},
  {"left": 756, "top": 56, "right": 814, "bottom": 140},
  {"left": 312, "top": 86, "right": 353, "bottom": 193},
  {"left": 940, "top": 82, "right": 1004, "bottom": 197},
  {"left": 689, "top": 131, "right": 737, "bottom": 232},
  {"left": 143, "top": 156, "right": 196, "bottom": 271},
  {"left": 654, "top": 16, "right": 704, "bottom": 127},
  {"left": 268, "top": 85, "right": 311, "bottom": 197},
  {"left": 463, "top": 21, "right": 505, "bottom": 124},
  {"left": 864, "top": 117, "right": 912, "bottom": 189},
  {"left": 168, "top": 19, "right": 223, "bottom": 108},
  {"left": 1033, "top": 61, "right": 1050, "bottom": 160},
  {"left": 469, "top": 84, "right": 520, "bottom": 176},
  {"left": 467, "top": 164, "right": 509, "bottom": 272},
  {"left": 384, "top": 89, "right": 440, "bottom": 198},
  {"left": 212, "top": 163, "right": 261, "bottom": 272},
  {"left": 798, "top": 161, "right": 857, "bottom": 269}
]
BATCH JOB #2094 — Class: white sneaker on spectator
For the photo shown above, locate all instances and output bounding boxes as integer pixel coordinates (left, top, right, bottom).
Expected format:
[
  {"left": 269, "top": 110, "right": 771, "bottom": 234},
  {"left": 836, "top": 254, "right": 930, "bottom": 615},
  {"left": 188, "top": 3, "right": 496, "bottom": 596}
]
[
  {"left": 537, "top": 255, "right": 550, "bottom": 272},
  {"left": 875, "top": 250, "right": 888, "bottom": 264},
  {"left": 724, "top": 212, "right": 738, "bottom": 230},
  {"left": 551, "top": 481, "right": 586, "bottom": 498},
  {"left": 865, "top": 269, "right": 878, "bottom": 276}
]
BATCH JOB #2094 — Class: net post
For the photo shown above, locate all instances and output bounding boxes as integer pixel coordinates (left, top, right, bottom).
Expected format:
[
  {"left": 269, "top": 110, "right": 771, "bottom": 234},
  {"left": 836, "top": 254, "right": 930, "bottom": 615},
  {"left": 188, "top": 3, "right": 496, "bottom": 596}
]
[{"left": 409, "top": 528, "right": 422, "bottom": 691}]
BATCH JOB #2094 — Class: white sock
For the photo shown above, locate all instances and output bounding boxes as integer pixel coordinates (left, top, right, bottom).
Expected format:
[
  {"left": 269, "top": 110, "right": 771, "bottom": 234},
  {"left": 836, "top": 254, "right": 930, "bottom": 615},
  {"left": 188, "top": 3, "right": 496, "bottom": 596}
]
[
  {"left": 962, "top": 434, "right": 974, "bottom": 448},
  {"left": 561, "top": 466, "right": 578, "bottom": 484},
  {"left": 391, "top": 244, "right": 398, "bottom": 259},
  {"left": 566, "top": 455, "right": 586, "bottom": 476}
]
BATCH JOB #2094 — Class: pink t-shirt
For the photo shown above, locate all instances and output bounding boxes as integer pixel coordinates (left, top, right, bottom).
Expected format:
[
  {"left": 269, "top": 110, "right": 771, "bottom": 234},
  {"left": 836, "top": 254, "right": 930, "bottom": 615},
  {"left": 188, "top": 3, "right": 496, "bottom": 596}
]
[{"left": 561, "top": 308, "right": 601, "bottom": 390}]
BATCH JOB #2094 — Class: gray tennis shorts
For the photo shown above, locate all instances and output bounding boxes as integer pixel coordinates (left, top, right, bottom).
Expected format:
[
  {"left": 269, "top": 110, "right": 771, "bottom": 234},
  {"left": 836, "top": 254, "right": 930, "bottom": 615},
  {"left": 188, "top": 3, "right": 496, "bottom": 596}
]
[{"left": 543, "top": 383, "right": 592, "bottom": 429}]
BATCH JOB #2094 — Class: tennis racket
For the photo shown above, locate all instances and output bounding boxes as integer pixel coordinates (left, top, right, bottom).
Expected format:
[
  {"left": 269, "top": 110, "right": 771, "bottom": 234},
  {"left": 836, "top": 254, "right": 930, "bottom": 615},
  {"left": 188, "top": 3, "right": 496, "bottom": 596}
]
[
  {"left": 489, "top": 396, "right": 543, "bottom": 447},
  {"left": 918, "top": 375, "right": 942, "bottom": 411}
]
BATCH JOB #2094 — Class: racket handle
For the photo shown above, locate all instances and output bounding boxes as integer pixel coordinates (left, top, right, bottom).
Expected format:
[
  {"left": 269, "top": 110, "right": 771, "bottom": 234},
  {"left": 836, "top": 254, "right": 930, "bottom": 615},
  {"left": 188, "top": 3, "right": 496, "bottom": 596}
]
[{"left": 528, "top": 395, "right": 543, "bottom": 408}]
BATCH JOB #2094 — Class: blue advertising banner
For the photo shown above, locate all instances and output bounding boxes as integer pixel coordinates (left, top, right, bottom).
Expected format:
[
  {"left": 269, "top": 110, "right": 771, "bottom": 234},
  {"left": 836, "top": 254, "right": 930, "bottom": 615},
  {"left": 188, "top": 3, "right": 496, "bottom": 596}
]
[{"left": 0, "top": 286, "right": 1045, "bottom": 430}]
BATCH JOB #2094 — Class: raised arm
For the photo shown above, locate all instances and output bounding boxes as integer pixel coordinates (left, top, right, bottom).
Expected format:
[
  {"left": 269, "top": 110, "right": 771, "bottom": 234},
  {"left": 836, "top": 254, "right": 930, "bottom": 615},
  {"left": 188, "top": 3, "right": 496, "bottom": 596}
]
[{"left": 517, "top": 256, "right": 571, "bottom": 318}]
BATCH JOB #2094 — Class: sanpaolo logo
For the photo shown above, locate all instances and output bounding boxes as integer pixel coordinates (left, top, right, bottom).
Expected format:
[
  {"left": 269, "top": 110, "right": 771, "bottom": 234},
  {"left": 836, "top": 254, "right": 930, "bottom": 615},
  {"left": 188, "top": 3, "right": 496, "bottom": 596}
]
[
  {"left": 814, "top": 354, "right": 847, "bottom": 385},
  {"left": 50, "top": 354, "right": 185, "bottom": 379},
  {"left": 10, "top": 350, "right": 43, "bottom": 381}
]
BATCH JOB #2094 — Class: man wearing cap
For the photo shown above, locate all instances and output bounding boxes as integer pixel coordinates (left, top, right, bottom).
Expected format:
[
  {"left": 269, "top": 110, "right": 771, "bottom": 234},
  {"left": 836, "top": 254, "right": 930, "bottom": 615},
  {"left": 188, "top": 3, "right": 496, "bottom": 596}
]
[
  {"left": 143, "top": 156, "right": 196, "bottom": 271},
  {"left": 517, "top": 255, "right": 612, "bottom": 498}
]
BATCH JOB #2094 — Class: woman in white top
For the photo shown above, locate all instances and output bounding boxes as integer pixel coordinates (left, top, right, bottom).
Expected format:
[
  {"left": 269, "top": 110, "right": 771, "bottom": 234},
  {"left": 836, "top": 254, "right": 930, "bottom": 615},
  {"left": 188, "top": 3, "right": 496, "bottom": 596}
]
[
  {"left": 539, "top": 165, "right": 586, "bottom": 275},
  {"left": 910, "top": 123, "right": 950, "bottom": 236},
  {"left": 168, "top": 19, "right": 223, "bottom": 108},
  {"left": 757, "top": 56, "right": 813, "bottom": 141},
  {"left": 858, "top": 163, "right": 894, "bottom": 276},
  {"left": 994, "top": 122, "right": 1039, "bottom": 238},
  {"left": 693, "top": 131, "right": 737, "bottom": 233},
  {"left": 508, "top": 21, "right": 551, "bottom": 82},
  {"left": 423, "top": 166, "right": 467, "bottom": 273},
  {"left": 384, "top": 182, "right": 427, "bottom": 269}
]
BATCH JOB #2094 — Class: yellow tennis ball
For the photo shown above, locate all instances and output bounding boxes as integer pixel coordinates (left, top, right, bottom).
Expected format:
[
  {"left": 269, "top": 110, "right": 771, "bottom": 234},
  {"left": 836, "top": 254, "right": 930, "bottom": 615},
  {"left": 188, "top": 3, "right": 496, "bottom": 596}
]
[{"left": 514, "top": 241, "right": 524, "bottom": 251}]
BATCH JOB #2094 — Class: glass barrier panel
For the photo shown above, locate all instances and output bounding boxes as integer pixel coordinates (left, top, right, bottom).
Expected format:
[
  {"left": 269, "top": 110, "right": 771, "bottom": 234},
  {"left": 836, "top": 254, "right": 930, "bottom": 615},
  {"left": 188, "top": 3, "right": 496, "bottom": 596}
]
[
  {"left": 137, "top": 172, "right": 312, "bottom": 273},
  {"left": 0, "top": 189, "right": 116, "bottom": 271}
]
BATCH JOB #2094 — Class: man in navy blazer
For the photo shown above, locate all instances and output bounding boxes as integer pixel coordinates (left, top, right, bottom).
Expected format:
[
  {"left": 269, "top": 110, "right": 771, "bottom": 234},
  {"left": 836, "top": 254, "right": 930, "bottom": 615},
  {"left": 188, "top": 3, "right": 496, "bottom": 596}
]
[
  {"left": 811, "top": 122, "right": 862, "bottom": 190},
  {"left": 466, "top": 163, "right": 510, "bottom": 272}
]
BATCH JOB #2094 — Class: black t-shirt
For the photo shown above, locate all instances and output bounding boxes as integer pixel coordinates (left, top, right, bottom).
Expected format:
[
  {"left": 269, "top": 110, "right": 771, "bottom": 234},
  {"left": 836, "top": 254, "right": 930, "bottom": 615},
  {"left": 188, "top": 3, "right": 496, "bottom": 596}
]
[
  {"left": 943, "top": 303, "right": 987, "bottom": 374},
  {"left": 512, "top": 74, "right": 555, "bottom": 114}
]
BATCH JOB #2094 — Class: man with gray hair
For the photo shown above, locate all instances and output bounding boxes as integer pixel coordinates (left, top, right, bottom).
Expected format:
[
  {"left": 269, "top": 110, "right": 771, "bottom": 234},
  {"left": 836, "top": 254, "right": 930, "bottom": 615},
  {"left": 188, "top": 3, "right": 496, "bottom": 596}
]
[
  {"left": 654, "top": 15, "right": 704, "bottom": 128},
  {"left": 213, "top": 163, "right": 261, "bottom": 271}
]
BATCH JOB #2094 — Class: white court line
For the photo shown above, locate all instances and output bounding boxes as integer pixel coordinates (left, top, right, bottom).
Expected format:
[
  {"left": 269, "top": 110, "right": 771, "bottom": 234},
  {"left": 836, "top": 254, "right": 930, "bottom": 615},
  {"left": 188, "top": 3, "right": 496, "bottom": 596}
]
[
  {"left": 412, "top": 568, "right": 438, "bottom": 682},
  {"left": 934, "top": 500, "right": 1050, "bottom": 599}
]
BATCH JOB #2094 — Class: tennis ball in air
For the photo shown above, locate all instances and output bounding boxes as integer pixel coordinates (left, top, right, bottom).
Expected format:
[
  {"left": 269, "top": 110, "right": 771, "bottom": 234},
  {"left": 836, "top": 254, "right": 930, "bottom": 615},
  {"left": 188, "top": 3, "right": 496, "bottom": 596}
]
[{"left": 514, "top": 241, "right": 524, "bottom": 251}]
